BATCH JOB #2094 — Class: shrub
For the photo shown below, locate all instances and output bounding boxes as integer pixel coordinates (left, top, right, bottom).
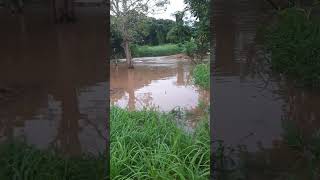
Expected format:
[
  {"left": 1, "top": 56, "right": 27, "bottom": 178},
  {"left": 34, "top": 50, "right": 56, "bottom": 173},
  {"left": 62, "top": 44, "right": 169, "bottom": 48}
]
[
  {"left": 183, "top": 38, "right": 197, "bottom": 59},
  {"left": 193, "top": 63, "right": 210, "bottom": 89},
  {"left": 264, "top": 8, "right": 320, "bottom": 87}
]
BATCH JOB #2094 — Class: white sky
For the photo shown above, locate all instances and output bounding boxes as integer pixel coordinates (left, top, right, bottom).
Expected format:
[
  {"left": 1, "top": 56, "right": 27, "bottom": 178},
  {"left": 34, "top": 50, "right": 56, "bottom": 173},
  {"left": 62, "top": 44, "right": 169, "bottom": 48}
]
[{"left": 150, "top": 0, "right": 187, "bottom": 20}]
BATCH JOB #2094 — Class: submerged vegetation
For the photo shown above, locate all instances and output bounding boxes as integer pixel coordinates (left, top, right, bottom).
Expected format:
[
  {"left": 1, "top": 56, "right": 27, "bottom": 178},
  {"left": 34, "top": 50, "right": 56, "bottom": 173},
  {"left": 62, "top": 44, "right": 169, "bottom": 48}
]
[
  {"left": 0, "top": 142, "right": 107, "bottom": 180},
  {"left": 110, "top": 106, "right": 210, "bottom": 179},
  {"left": 263, "top": 7, "right": 320, "bottom": 88}
]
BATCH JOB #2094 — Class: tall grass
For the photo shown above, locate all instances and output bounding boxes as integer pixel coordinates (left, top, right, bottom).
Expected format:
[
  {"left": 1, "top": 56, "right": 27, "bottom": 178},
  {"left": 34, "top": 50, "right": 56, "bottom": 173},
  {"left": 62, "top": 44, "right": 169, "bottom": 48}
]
[
  {"left": 193, "top": 63, "right": 210, "bottom": 89},
  {"left": 110, "top": 106, "right": 210, "bottom": 179},
  {"left": 0, "top": 142, "right": 107, "bottom": 180},
  {"left": 264, "top": 8, "right": 320, "bottom": 88},
  {"left": 131, "top": 44, "right": 184, "bottom": 57}
]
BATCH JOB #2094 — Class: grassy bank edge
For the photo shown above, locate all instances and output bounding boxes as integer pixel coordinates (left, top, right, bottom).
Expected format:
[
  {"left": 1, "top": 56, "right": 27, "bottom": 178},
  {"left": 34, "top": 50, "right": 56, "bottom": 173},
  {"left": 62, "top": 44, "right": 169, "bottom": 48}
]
[{"left": 110, "top": 106, "right": 210, "bottom": 179}]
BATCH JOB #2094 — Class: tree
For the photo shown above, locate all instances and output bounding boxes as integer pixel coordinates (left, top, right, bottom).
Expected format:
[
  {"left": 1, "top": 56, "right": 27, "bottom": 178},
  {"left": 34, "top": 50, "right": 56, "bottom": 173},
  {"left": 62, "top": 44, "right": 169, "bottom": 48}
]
[
  {"left": 111, "top": 0, "right": 169, "bottom": 68},
  {"left": 184, "top": 0, "right": 210, "bottom": 61},
  {"left": 166, "top": 11, "right": 192, "bottom": 43}
]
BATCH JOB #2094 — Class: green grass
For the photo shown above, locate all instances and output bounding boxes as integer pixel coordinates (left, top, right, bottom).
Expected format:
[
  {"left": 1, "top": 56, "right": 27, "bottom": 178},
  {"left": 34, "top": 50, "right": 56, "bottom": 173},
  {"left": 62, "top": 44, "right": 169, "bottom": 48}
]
[
  {"left": 263, "top": 8, "right": 320, "bottom": 88},
  {"left": 0, "top": 142, "right": 107, "bottom": 180},
  {"left": 131, "top": 44, "right": 184, "bottom": 57},
  {"left": 110, "top": 106, "right": 210, "bottom": 179},
  {"left": 193, "top": 63, "right": 210, "bottom": 89}
]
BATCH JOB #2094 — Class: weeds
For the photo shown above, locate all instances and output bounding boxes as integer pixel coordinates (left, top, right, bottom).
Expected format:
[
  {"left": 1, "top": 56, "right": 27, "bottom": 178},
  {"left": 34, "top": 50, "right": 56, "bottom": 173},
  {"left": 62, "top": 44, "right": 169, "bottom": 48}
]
[
  {"left": 263, "top": 8, "right": 320, "bottom": 88},
  {"left": 0, "top": 142, "right": 107, "bottom": 180},
  {"left": 110, "top": 106, "right": 210, "bottom": 179},
  {"left": 192, "top": 63, "right": 210, "bottom": 89}
]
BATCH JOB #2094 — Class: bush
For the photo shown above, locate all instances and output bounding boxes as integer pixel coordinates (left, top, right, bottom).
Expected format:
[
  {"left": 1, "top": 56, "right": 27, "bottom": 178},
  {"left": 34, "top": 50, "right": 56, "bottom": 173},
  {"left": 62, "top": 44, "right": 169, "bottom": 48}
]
[
  {"left": 110, "top": 107, "right": 210, "bottom": 179},
  {"left": 264, "top": 8, "right": 320, "bottom": 87},
  {"left": 193, "top": 63, "right": 210, "bottom": 89},
  {"left": 131, "top": 44, "right": 184, "bottom": 57},
  {"left": 183, "top": 38, "right": 197, "bottom": 58}
]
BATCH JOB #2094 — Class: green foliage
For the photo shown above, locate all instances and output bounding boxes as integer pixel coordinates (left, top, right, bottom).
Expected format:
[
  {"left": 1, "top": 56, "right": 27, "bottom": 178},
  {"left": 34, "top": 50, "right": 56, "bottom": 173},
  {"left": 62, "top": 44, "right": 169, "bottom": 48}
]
[
  {"left": 131, "top": 44, "right": 184, "bottom": 57},
  {"left": 110, "top": 106, "right": 210, "bottom": 179},
  {"left": 264, "top": 8, "right": 320, "bottom": 87},
  {"left": 193, "top": 63, "right": 210, "bottom": 89},
  {"left": 183, "top": 38, "right": 197, "bottom": 58},
  {"left": 111, "top": 17, "right": 125, "bottom": 58},
  {"left": 166, "top": 11, "right": 193, "bottom": 43},
  {"left": 0, "top": 142, "right": 107, "bottom": 180},
  {"left": 184, "top": 0, "right": 210, "bottom": 57},
  {"left": 111, "top": 15, "right": 178, "bottom": 58}
]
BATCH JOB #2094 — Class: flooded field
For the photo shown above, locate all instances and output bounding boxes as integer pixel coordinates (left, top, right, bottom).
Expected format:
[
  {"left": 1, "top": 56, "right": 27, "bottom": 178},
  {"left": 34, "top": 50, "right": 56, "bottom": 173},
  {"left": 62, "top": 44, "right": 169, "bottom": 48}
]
[
  {"left": 110, "top": 56, "right": 209, "bottom": 128},
  {"left": 212, "top": 0, "right": 320, "bottom": 178},
  {"left": 0, "top": 6, "right": 107, "bottom": 156}
]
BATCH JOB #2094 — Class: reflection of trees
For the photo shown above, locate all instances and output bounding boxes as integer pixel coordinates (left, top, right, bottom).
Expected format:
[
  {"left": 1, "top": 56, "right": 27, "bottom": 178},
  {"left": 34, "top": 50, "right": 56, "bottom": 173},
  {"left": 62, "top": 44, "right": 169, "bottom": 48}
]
[
  {"left": 213, "top": 0, "right": 238, "bottom": 76},
  {"left": 110, "top": 61, "right": 198, "bottom": 110},
  {"left": 213, "top": 0, "right": 320, "bottom": 179},
  {"left": 110, "top": 64, "right": 178, "bottom": 106},
  {"left": 50, "top": 28, "right": 81, "bottom": 156},
  {"left": 281, "top": 83, "right": 320, "bottom": 138},
  {"left": 215, "top": 118, "right": 320, "bottom": 180},
  {"left": 0, "top": 9, "right": 107, "bottom": 156},
  {"left": 127, "top": 69, "right": 135, "bottom": 110},
  {"left": 176, "top": 62, "right": 185, "bottom": 86}
]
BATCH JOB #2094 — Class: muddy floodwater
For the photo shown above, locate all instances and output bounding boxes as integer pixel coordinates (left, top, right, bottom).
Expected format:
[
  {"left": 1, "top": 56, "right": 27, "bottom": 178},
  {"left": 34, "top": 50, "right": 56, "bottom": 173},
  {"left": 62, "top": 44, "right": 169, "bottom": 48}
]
[
  {"left": 213, "top": 0, "right": 320, "bottom": 178},
  {"left": 110, "top": 56, "right": 209, "bottom": 128},
  {"left": 0, "top": 6, "right": 107, "bottom": 156}
]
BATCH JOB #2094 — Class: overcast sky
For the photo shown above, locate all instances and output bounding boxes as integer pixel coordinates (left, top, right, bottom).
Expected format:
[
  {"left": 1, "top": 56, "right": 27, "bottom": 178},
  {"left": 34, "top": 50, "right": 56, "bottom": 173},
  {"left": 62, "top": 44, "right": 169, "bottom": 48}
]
[{"left": 150, "top": 0, "right": 187, "bottom": 20}]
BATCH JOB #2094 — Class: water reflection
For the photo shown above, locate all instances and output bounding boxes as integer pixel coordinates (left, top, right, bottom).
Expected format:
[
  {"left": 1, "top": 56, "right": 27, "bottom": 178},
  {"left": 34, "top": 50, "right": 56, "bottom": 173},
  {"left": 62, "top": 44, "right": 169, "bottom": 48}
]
[
  {"left": 110, "top": 56, "right": 209, "bottom": 127},
  {"left": 0, "top": 7, "right": 107, "bottom": 156},
  {"left": 212, "top": 0, "right": 320, "bottom": 178}
]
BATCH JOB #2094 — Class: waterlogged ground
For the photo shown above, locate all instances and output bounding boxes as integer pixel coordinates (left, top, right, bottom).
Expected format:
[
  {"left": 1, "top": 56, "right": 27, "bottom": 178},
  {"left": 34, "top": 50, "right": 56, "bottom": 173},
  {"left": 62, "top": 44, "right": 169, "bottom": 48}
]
[
  {"left": 0, "top": 7, "right": 107, "bottom": 156},
  {"left": 110, "top": 55, "right": 209, "bottom": 129}
]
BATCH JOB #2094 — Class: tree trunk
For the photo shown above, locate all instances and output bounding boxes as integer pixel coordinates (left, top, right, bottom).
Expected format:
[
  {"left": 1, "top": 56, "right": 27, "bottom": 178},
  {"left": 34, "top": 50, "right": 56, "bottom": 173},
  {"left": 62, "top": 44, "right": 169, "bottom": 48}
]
[{"left": 124, "top": 39, "right": 134, "bottom": 69}]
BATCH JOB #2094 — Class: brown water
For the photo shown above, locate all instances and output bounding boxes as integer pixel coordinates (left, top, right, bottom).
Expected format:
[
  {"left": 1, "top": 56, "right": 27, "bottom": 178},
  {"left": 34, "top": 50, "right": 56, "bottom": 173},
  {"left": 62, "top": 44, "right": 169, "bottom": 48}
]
[
  {"left": 110, "top": 56, "right": 209, "bottom": 128},
  {"left": 0, "top": 6, "right": 108, "bottom": 156},
  {"left": 212, "top": 0, "right": 320, "bottom": 178}
]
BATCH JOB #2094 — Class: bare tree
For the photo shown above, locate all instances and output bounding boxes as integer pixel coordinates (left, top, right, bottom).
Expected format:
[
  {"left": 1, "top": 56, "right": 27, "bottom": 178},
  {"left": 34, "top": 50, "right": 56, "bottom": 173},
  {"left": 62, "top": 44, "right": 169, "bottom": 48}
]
[{"left": 111, "top": 0, "right": 169, "bottom": 68}]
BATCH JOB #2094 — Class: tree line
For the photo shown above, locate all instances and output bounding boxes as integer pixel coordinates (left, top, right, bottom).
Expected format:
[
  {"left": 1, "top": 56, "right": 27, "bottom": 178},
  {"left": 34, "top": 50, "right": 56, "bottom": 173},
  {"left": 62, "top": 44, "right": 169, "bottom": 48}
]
[{"left": 111, "top": 0, "right": 210, "bottom": 68}]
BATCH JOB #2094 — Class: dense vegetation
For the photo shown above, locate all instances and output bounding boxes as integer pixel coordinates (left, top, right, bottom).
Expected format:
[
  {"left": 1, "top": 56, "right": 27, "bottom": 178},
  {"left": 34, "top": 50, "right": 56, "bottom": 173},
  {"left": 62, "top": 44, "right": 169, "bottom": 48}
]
[
  {"left": 131, "top": 44, "right": 184, "bottom": 57},
  {"left": 111, "top": 0, "right": 210, "bottom": 63},
  {"left": 193, "top": 63, "right": 210, "bottom": 89},
  {"left": 263, "top": 7, "right": 320, "bottom": 88},
  {"left": 111, "top": 13, "right": 194, "bottom": 59},
  {"left": 0, "top": 142, "right": 107, "bottom": 180},
  {"left": 110, "top": 107, "right": 210, "bottom": 179}
]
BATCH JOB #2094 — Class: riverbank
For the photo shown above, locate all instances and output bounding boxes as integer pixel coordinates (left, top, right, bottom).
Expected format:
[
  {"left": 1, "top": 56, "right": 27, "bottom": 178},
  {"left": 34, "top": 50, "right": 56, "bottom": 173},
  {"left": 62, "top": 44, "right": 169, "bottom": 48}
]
[
  {"left": 110, "top": 106, "right": 210, "bottom": 179},
  {"left": 110, "top": 55, "right": 210, "bottom": 178}
]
